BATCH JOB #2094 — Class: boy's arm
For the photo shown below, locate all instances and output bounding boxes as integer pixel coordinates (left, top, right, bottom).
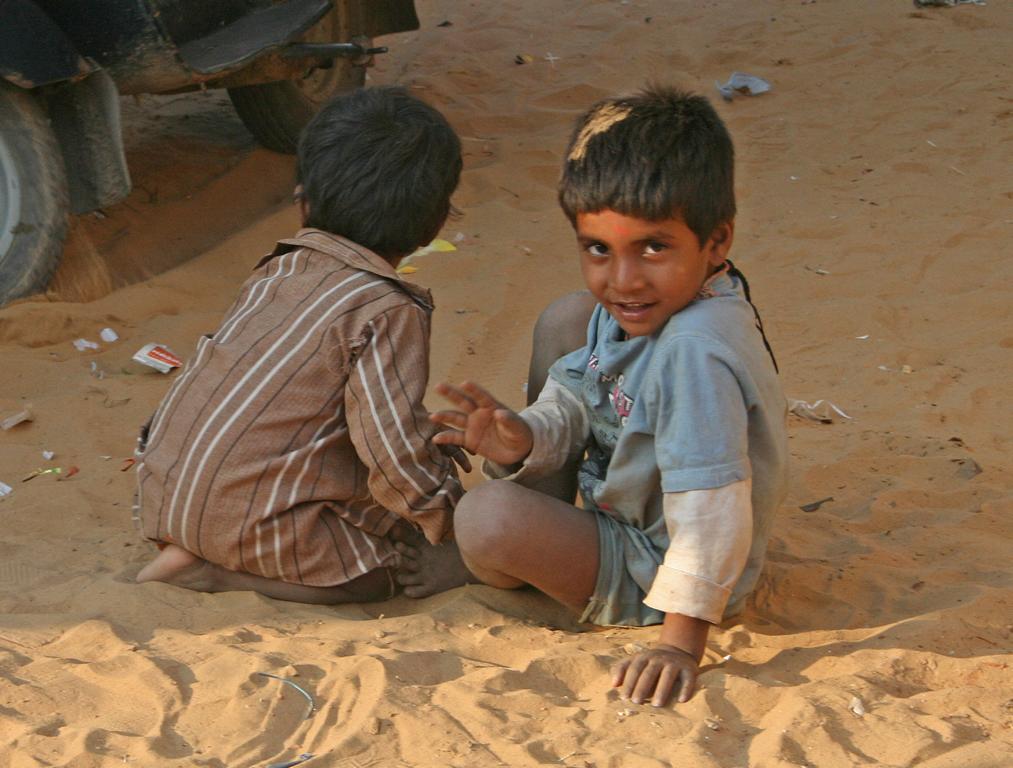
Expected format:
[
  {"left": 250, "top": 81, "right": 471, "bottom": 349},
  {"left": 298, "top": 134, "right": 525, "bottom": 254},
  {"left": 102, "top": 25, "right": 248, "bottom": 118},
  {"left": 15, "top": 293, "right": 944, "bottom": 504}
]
[
  {"left": 482, "top": 376, "right": 590, "bottom": 481},
  {"left": 613, "top": 481, "right": 752, "bottom": 706},
  {"left": 344, "top": 304, "right": 462, "bottom": 544}
]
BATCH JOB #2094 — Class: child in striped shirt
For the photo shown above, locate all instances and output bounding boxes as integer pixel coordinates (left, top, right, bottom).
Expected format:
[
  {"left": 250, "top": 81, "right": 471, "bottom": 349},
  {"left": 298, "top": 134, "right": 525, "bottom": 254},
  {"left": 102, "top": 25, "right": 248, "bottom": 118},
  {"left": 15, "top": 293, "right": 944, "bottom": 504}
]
[{"left": 133, "top": 87, "right": 470, "bottom": 603}]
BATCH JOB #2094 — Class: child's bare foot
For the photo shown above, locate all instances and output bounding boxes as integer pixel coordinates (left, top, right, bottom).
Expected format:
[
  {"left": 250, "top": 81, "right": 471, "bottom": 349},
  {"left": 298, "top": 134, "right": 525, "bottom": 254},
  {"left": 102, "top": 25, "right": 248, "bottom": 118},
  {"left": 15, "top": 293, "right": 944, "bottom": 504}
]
[
  {"left": 136, "top": 544, "right": 217, "bottom": 591},
  {"left": 391, "top": 526, "right": 474, "bottom": 598}
]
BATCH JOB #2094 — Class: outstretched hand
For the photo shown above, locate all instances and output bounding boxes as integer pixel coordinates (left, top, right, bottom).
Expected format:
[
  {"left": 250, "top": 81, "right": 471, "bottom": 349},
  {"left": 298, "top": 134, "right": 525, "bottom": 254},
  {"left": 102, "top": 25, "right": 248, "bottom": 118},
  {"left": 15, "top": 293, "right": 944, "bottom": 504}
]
[
  {"left": 430, "top": 381, "right": 533, "bottom": 467},
  {"left": 611, "top": 643, "right": 700, "bottom": 707}
]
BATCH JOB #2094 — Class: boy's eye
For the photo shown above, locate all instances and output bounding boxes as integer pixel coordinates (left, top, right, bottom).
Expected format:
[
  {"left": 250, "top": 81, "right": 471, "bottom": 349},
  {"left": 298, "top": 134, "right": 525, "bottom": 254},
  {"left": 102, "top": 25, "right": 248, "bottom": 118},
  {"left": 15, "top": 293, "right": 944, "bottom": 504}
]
[
  {"left": 644, "top": 241, "right": 668, "bottom": 255},
  {"left": 586, "top": 243, "right": 609, "bottom": 257}
]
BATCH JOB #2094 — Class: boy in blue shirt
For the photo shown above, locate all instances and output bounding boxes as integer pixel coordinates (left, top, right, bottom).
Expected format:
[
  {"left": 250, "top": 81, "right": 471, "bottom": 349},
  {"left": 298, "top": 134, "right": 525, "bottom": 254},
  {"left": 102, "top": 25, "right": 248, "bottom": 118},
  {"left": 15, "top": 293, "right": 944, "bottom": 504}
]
[{"left": 401, "top": 86, "right": 788, "bottom": 707}]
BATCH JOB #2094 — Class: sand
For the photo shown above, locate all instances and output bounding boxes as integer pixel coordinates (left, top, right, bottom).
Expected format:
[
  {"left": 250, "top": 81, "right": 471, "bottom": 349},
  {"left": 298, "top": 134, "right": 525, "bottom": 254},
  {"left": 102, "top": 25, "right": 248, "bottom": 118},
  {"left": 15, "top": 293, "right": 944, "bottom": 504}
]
[{"left": 1, "top": 0, "right": 1011, "bottom": 765}]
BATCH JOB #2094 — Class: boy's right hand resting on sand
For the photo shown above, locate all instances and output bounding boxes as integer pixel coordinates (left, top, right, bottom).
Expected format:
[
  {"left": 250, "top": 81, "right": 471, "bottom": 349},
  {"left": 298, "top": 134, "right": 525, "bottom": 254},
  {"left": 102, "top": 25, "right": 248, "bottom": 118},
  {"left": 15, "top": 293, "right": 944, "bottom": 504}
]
[{"left": 430, "top": 381, "right": 533, "bottom": 467}]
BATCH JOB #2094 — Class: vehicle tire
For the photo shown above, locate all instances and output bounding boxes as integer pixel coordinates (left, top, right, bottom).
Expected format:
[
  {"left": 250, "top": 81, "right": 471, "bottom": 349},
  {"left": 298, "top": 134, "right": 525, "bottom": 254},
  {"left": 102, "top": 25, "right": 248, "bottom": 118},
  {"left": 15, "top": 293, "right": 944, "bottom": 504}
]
[
  {"left": 227, "top": 10, "right": 366, "bottom": 154},
  {"left": 0, "top": 83, "right": 69, "bottom": 306}
]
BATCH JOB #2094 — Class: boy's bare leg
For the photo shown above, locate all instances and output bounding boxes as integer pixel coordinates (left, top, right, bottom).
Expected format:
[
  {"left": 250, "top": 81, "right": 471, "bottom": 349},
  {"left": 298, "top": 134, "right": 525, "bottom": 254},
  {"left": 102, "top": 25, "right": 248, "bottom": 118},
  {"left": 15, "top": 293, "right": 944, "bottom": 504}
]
[
  {"left": 526, "top": 289, "right": 596, "bottom": 406},
  {"left": 453, "top": 479, "right": 599, "bottom": 610},
  {"left": 136, "top": 544, "right": 393, "bottom": 604},
  {"left": 524, "top": 290, "right": 595, "bottom": 503}
]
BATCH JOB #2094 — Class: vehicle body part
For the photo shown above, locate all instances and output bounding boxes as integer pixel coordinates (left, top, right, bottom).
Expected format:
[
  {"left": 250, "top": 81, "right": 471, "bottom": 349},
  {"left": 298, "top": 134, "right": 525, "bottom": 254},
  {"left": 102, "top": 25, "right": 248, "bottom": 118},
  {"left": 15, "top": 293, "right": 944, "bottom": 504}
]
[
  {"left": 45, "top": 69, "right": 130, "bottom": 214},
  {"left": 0, "top": 0, "right": 94, "bottom": 88},
  {"left": 0, "top": 0, "right": 420, "bottom": 305}
]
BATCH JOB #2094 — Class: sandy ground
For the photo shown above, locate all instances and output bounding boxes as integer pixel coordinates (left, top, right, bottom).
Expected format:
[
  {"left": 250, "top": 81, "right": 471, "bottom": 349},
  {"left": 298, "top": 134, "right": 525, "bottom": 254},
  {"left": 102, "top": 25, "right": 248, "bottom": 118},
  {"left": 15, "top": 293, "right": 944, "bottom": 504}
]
[{"left": 1, "top": 0, "right": 1012, "bottom": 765}]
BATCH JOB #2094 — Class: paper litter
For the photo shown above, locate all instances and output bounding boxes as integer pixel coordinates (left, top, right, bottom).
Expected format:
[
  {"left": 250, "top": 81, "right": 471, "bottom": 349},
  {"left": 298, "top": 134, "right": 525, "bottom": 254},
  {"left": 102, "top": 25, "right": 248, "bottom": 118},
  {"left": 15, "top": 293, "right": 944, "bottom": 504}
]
[
  {"left": 715, "top": 72, "right": 772, "bottom": 101},
  {"left": 132, "top": 343, "right": 182, "bottom": 373},
  {"left": 1, "top": 408, "right": 33, "bottom": 430},
  {"left": 788, "top": 398, "right": 852, "bottom": 423}
]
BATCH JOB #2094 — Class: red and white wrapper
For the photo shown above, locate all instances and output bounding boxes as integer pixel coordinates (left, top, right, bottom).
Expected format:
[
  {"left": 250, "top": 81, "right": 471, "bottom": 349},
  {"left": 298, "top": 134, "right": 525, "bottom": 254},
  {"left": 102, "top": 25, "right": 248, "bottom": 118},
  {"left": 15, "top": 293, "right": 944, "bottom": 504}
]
[{"left": 132, "top": 343, "right": 182, "bottom": 373}]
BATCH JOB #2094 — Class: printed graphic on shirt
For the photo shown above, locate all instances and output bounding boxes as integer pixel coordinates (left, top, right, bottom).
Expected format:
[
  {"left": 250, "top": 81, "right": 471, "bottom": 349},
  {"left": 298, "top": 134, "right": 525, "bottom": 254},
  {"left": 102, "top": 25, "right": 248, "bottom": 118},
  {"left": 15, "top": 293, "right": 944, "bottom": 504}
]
[
  {"left": 609, "top": 375, "right": 634, "bottom": 426},
  {"left": 588, "top": 354, "right": 635, "bottom": 428}
]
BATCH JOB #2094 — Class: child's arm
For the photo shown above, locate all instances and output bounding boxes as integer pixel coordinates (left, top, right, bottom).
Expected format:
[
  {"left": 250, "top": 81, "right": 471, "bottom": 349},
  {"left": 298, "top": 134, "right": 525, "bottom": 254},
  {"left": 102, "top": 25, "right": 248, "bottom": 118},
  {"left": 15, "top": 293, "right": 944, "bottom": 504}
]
[
  {"left": 430, "top": 381, "right": 533, "bottom": 466},
  {"left": 344, "top": 304, "right": 464, "bottom": 544},
  {"left": 614, "top": 480, "right": 753, "bottom": 706},
  {"left": 612, "top": 612, "right": 709, "bottom": 706},
  {"left": 431, "top": 378, "right": 589, "bottom": 477}
]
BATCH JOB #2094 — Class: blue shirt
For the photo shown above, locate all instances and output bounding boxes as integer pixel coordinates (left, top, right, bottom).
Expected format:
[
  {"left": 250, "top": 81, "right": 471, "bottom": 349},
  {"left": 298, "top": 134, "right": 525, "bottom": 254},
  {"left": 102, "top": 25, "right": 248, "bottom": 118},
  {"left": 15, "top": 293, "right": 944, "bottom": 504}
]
[{"left": 548, "top": 270, "right": 789, "bottom": 613}]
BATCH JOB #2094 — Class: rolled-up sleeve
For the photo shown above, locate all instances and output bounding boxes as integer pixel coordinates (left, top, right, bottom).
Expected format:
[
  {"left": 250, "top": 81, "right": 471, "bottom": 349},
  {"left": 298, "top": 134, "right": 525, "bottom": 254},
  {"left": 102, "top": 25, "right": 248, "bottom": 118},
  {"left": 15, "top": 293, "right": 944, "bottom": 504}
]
[
  {"left": 345, "top": 304, "right": 462, "bottom": 544},
  {"left": 483, "top": 376, "right": 589, "bottom": 483},
  {"left": 644, "top": 479, "right": 753, "bottom": 624}
]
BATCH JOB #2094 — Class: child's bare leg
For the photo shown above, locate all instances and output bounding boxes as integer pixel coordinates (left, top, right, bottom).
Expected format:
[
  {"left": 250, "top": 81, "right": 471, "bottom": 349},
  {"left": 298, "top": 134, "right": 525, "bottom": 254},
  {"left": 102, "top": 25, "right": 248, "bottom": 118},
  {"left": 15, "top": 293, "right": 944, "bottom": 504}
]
[
  {"left": 527, "top": 289, "right": 596, "bottom": 406},
  {"left": 136, "top": 544, "right": 393, "bottom": 604},
  {"left": 453, "top": 480, "right": 599, "bottom": 611},
  {"left": 525, "top": 290, "right": 596, "bottom": 503}
]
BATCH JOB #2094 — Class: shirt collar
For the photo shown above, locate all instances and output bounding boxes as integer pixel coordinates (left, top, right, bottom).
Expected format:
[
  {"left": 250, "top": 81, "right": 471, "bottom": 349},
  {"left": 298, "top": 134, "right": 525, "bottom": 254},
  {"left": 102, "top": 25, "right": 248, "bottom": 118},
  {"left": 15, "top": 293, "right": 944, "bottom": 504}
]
[
  {"left": 695, "top": 261, "right": 734, "bottom": 300},
  {"left": 257, "top": 228, "right": 434, "bottom": 309}
]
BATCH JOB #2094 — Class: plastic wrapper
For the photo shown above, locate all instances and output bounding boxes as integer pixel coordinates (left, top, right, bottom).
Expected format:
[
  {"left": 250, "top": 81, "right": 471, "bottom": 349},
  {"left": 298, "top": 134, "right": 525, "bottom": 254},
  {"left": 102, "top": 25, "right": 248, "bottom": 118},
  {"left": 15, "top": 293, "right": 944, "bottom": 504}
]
[
  {"left": 715, "top": 72, "right": 772, "bottom": 101},
  {"left": 132, "top": 343, "right": 182, "bottom": 373},
  {"left": 788, "top": 398, "right": 852, "bottom": 423},
  {"left": 1, "top": 408, "right": 33, "bottom": 430}
]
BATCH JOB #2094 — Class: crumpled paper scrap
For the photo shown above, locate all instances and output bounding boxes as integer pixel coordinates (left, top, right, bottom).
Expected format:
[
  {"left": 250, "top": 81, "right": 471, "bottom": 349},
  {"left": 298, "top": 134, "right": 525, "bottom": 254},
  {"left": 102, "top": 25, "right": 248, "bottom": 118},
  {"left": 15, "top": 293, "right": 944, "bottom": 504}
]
[
  {"left": 715, "top": 72, "right": 772, "bottom": 101},
  {"left": 788, "top": 398, "right": 853, "bottom": 423}
]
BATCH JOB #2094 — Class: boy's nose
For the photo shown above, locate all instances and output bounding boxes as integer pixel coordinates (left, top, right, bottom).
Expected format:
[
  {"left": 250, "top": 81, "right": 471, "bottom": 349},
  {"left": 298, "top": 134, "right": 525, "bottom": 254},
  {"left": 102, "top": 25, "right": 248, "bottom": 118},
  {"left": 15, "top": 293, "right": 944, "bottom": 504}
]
[{"left": 610, "top": 258, "right": 646, "bottom": 293}]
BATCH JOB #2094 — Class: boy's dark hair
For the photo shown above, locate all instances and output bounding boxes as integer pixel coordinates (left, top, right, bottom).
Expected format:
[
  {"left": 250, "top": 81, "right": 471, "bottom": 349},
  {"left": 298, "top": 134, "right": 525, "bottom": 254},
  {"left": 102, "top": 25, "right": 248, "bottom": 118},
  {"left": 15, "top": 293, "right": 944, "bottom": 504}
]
[
  {"left": 296, "top": 86, "right": 462, "bottom": 258},
  {"left": 558, "top": 85, "right": 735, "bottom": 246}
]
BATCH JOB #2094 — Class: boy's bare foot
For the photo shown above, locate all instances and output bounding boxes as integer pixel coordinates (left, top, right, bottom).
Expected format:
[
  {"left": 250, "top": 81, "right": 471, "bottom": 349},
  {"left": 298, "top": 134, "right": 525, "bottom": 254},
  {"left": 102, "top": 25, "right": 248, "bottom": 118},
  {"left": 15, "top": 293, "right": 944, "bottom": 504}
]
[
  {"left": 391, "top": 526, "right": 474, "bottom": 598},
  {"left": 137, "top": 543, "right": 393, "bottom": 603},
  {"left": 136, "top": 544, "right": 217, "bottom": 591}
]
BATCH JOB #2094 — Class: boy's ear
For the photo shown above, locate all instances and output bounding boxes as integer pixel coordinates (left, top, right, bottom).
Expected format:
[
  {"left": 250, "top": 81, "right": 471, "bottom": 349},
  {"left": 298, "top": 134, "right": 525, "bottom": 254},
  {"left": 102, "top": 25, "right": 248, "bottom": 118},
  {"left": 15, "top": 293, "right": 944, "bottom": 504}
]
[{"left": 706, "top": 220, "right": 735, "bottom": 265}]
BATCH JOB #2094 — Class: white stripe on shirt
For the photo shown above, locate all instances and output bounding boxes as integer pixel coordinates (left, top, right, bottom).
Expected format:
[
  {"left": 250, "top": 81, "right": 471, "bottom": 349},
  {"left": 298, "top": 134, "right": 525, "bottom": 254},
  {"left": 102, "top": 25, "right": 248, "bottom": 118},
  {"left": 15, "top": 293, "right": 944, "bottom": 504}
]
[{"left": 168, "top": 273, "right": 377, "bottom": 547}]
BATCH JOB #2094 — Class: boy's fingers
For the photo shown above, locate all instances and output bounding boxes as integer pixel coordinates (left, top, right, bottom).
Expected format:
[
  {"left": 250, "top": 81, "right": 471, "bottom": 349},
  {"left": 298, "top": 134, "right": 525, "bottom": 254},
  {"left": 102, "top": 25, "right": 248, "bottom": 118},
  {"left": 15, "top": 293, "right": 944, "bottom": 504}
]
[
  {"left": 430, "top": 411, "right": 468, "bottom": 430},
  {"left": 652, "top": 666, "right": 680, "bottom": 707},
  {"left": 431, "top": 429, "right": 466, "bottom": 449},
  {"left": 394, "top": 541, "right": 420, "bottom": 561},
  {"left": 435, "top": 382, "right": 478, "bottom": 412},
  {"left": 630, "top": 661, "right": 662, "bottom": 704},
  {"left": 445, "top": 446, "right": 473, "bottom": 473},
  {"left": 610, "top": 659, "right": 630, "bottom": 687},
  {"left": 621, "top": 656, "right": 650, "bottom": 700},
  {"left": 676, "top": 667, "right": 698, "bottom": 703},
  {"left": 459, "top": 381, "right": 502, "bottom": 409}
]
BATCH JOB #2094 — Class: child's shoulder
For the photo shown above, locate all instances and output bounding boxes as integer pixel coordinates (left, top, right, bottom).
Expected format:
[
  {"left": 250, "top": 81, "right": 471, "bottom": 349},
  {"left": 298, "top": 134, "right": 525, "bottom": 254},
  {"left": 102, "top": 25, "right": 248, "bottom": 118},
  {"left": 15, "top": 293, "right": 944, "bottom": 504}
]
[
  {"left": 658, "top": 274, "right": 755, "bottom": 349},
  {"left": 258, "top": 230, "right": 434, "bottom": 313}
]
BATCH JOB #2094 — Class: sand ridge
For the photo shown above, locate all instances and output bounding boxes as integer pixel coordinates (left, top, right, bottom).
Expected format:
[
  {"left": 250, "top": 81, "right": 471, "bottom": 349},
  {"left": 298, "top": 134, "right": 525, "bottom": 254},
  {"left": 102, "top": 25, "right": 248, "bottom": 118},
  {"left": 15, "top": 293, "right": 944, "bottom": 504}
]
[{"left": 1, "top": 0, "right": 1011, "bottom": 765}]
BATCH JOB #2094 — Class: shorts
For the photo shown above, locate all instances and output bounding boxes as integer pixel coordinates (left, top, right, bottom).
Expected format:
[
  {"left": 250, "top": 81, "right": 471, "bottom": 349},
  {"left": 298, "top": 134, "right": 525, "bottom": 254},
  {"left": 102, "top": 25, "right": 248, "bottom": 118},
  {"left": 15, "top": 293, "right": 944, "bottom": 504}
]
[{"left": 579, "top": 508, "right": 667, "bottom": 627}]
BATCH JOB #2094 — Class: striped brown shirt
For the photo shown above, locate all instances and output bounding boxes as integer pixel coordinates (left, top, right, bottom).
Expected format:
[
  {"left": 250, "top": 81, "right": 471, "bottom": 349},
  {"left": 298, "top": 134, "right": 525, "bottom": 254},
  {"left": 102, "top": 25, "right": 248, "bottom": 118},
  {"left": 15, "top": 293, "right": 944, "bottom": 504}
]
[{"left": 136, "top": 229, "right": 462, "bottom": 586}]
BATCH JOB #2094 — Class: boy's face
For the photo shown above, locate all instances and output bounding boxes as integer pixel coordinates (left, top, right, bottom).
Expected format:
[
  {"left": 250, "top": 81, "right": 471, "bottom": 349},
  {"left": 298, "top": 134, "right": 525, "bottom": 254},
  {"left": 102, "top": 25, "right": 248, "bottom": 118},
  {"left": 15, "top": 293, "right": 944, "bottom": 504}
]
[{"left": 576, "top": 209, "right": 733, "bottom": 338}]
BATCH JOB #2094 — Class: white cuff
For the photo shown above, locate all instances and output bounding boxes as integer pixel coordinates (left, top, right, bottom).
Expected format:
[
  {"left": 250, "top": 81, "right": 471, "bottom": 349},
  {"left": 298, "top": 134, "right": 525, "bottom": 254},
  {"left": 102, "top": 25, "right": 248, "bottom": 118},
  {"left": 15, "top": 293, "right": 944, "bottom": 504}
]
[{"left": 643, "top": 479, "right": 752, "bottom": 622}]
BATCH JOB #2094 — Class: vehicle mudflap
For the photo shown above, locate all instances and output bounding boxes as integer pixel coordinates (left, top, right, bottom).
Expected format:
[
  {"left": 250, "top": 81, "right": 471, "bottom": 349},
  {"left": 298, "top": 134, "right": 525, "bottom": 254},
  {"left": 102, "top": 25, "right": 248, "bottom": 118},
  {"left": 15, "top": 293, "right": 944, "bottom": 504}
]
[
  {"left": 178, "top": 0, "right": 331, "bottom": 75},
  {"left": 45, "top": 70, "right": 131, "bottom": 214}
]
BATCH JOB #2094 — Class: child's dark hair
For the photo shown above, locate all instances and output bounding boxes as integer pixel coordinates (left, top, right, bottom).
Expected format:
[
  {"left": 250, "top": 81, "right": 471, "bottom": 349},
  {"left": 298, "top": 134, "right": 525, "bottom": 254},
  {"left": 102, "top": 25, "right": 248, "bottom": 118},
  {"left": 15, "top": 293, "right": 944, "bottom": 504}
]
[
  {"left": 296, "top": 86, "right": 462, "bottom": 258},
  {"left": 558, "top": 85, "right": 735, "bottom": 246}
]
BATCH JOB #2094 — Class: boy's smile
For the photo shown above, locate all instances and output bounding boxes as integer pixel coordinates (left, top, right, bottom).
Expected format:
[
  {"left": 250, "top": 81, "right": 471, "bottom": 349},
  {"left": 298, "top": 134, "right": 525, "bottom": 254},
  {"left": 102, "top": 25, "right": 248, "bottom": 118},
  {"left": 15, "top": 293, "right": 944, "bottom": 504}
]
[{"left": 575, "top": 209, "right": 734, "bottom": 337}]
